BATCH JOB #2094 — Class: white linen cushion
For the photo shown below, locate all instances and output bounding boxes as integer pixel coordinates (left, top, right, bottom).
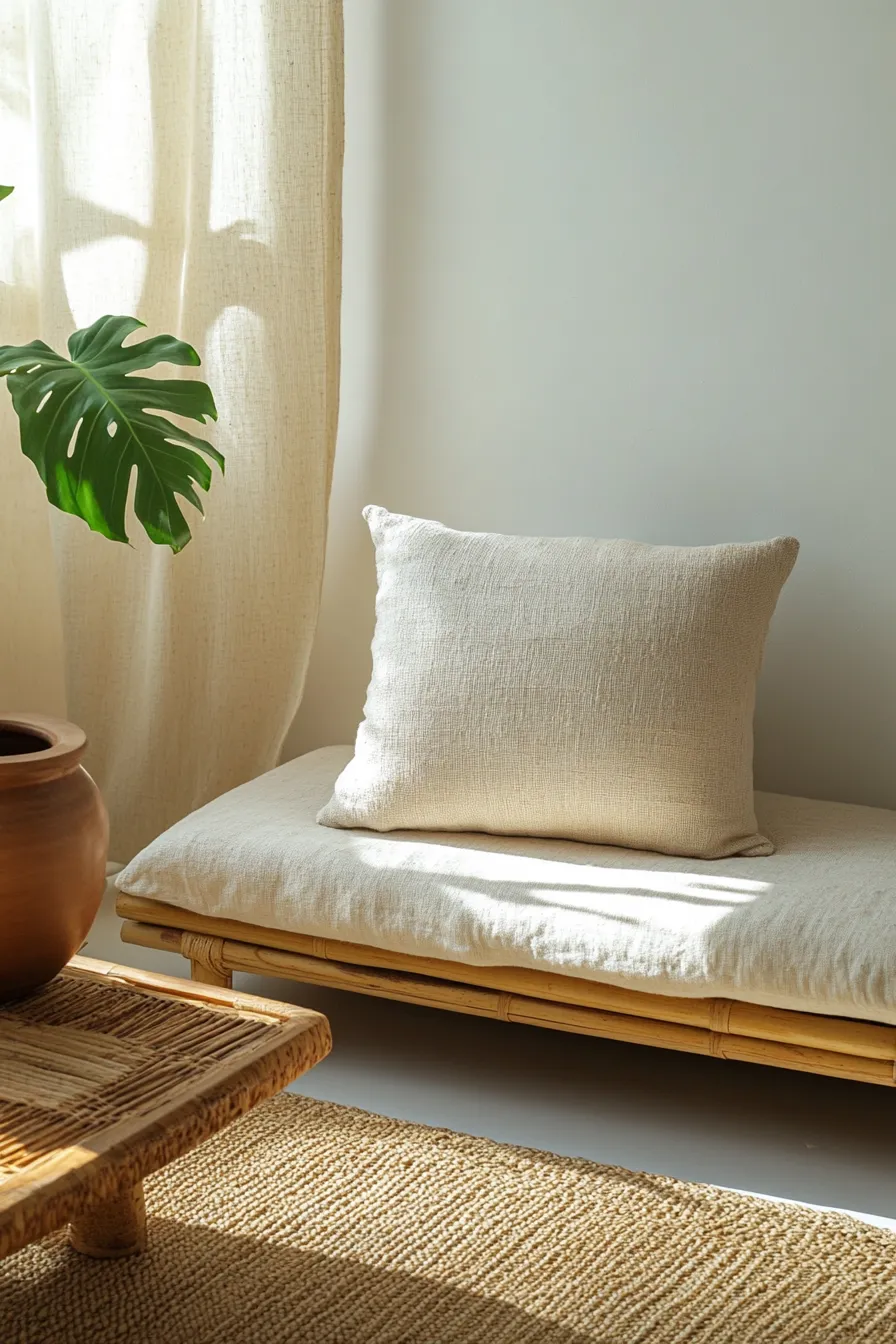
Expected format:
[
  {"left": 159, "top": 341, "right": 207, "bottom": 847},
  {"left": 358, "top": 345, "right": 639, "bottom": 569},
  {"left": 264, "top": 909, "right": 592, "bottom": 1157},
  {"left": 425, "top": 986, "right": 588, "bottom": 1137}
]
[
  {"left": 117, "top": 746, "right": 896, "bottom": 1027},
  {"left": 317, "top": 508, "right": 799, "bottom": 859}
]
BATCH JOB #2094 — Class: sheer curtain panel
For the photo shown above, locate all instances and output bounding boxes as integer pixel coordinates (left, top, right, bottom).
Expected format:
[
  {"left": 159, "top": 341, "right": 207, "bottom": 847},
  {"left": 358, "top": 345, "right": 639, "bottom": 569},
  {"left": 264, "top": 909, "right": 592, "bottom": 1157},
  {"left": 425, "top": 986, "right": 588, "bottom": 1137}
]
[{"left": 0, "top": 0, "right": 343, "bottom": 859}]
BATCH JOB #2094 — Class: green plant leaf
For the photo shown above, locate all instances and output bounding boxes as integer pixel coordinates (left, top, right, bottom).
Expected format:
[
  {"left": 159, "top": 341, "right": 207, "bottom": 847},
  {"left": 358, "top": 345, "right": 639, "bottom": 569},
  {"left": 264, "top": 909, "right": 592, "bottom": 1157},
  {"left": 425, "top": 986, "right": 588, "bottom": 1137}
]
[
  {"left": 0, "top": 186, "right": 13, "bottom": 201},
  {"left": 0, "top": 314, "right": 221, "bottom": 551}
]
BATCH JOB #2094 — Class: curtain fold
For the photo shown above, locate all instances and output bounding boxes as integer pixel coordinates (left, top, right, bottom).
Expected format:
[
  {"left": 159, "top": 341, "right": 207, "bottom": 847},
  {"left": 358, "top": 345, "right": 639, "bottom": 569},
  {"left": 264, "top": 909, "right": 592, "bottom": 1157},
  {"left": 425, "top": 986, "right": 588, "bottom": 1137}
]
[{"left": 0, "top": 0, "right": 343, "bottom": 859}]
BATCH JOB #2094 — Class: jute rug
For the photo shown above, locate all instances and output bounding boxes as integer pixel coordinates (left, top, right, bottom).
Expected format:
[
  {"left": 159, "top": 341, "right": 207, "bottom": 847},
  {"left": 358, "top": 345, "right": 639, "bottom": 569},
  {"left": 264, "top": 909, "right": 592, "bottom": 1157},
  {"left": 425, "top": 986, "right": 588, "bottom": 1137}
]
[{"left": 2, "top": 1093, "right": 894, "bottom": 1344}]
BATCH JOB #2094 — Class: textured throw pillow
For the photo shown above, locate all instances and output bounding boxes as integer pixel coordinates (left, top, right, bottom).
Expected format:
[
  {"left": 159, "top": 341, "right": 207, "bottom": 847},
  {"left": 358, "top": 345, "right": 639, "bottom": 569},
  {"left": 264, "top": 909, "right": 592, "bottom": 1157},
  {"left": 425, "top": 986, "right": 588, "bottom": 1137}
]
[{"left": 317, "top": 507, "right": 799, "bottom": 859}]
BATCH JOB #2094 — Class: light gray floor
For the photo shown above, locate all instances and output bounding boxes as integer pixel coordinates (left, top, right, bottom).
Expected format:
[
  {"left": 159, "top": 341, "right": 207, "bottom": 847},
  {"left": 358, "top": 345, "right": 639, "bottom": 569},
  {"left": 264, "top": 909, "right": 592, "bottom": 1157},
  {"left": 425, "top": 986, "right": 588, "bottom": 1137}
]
[{"left": 87, "top": 889, "right": 896, "bottom": 1231}]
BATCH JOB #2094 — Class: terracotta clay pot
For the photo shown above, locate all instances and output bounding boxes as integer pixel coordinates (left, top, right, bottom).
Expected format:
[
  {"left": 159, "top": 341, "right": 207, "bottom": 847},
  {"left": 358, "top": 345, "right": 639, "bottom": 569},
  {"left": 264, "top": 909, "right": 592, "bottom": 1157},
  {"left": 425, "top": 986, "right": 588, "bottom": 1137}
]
[{"left": 0, "top": 713, "right": 109, "bottom": 1000}]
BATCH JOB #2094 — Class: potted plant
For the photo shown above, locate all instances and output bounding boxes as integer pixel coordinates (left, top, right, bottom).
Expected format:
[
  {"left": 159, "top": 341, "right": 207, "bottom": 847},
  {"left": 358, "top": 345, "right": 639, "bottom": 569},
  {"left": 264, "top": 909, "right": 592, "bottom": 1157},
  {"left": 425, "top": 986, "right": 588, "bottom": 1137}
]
[{"left": 0, "top": 184, "right": 222, "bottom": 997}]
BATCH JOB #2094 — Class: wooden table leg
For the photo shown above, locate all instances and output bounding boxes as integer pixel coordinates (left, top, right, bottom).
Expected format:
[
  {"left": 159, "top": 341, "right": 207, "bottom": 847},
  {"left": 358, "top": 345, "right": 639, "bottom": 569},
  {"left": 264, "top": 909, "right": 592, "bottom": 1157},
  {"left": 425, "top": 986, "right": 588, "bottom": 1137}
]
[{"left": 69, "top": 1182, "right": 147, "bottom": 1258}]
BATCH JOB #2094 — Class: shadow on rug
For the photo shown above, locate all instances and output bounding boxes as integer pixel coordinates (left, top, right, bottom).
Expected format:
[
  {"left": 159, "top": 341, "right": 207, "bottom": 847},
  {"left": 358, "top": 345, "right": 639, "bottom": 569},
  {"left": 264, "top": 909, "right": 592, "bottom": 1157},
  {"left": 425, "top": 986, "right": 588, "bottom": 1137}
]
[{"left": 2, "top": 1093, "right": 894, "bottom": 1344}]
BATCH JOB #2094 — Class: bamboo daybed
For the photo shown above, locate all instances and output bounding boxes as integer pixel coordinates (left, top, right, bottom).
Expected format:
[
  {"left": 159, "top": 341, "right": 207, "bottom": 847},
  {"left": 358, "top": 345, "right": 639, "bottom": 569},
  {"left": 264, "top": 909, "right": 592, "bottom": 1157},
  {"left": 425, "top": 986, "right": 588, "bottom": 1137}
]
[
  {"left": 117, "top": 893, "right": 896, "bottom": 1088},
  {"left": 115, "top": 746, "right": 896, "bottom": 1091}
]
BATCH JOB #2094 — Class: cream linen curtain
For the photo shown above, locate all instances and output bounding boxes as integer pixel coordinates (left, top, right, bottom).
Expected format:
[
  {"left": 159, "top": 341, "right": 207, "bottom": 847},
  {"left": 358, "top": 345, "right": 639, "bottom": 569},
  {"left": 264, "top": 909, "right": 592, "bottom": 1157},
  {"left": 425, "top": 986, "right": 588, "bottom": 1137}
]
[{"left": 0, "top": 0, "right": 343, "bottom": 859}]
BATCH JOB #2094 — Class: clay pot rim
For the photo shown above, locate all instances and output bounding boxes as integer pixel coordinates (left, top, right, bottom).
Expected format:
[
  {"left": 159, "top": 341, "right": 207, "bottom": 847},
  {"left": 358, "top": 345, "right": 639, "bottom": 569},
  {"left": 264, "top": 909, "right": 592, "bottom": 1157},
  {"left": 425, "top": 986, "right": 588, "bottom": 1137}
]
[{"left": 0, "top": 713, "right": 88, "bottom": 789}]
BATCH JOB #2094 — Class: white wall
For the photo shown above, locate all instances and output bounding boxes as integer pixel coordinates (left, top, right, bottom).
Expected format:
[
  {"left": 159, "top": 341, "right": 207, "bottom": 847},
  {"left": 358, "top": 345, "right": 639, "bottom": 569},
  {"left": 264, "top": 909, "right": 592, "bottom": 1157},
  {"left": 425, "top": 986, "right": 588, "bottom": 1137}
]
[{"left": 288, "top": 0, "right": 896, "bottom": 811}]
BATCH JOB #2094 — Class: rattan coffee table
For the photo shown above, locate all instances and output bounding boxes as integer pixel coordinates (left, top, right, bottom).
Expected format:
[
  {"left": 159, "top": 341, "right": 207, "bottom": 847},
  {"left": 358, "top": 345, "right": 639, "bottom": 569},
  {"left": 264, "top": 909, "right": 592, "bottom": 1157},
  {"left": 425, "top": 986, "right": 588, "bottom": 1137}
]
[{"left": 0, "top": 955, "right": 331, "bottom": 1259}]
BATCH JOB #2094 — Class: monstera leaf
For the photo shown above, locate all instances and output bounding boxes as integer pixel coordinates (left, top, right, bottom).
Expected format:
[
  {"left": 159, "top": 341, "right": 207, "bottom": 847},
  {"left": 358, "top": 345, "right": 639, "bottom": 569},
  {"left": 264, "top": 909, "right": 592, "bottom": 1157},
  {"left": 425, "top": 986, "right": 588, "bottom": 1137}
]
[{"left": 0, "top": 314, "right": 221, "bottom": 552}]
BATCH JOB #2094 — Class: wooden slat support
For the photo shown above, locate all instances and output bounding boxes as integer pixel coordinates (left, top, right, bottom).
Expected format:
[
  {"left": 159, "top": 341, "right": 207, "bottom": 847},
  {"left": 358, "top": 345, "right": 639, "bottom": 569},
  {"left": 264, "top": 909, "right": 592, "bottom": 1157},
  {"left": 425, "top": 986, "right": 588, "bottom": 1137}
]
[{"left": 120, "top": 916, "right": 896, "bottom": 1089}]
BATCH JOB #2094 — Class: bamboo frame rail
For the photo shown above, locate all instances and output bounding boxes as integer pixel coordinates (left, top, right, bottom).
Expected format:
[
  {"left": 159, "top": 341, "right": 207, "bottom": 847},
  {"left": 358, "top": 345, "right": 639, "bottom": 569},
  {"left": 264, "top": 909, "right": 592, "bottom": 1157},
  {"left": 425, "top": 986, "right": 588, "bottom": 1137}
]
[{"left": 117, "top": 894, "right": 896, "bottom": 1088}]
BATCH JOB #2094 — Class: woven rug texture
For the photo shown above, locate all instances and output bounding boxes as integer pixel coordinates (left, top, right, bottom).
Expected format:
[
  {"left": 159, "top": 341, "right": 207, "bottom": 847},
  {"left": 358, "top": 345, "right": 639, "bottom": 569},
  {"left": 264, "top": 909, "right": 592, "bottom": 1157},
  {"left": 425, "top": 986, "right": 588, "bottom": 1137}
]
[{"left": 2, "top": 1093, "right": 895, "bottom": 1344}]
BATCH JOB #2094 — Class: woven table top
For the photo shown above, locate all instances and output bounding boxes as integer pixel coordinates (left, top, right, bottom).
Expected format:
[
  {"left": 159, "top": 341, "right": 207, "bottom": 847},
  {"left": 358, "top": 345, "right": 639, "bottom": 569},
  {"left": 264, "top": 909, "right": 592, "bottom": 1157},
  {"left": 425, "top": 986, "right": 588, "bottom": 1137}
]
[{"left": 0, "top": 956, "right": 331, "bottom": 1258}]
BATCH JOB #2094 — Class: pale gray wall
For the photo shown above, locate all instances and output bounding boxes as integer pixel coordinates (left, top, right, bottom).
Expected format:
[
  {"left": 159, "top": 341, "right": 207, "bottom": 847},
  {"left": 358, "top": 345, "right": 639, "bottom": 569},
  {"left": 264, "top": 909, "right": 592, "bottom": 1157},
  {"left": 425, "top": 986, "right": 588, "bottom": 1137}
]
[{"left": 288, "top": 0, "right": 896, "bottom": 810}]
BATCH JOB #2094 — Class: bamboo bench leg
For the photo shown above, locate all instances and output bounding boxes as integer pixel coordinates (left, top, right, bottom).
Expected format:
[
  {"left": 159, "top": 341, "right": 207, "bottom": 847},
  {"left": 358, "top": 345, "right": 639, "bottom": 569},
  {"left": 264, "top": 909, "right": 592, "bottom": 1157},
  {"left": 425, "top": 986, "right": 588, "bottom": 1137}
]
[
  {"left": 190, "top": 959, "right": 232, "bottom": 988},
  {"left": 182, "top": 932, "right": 233, "bottom": 989},
  {"left": 70, "top": 1182, "right": 147, "bottom": 1258}
]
